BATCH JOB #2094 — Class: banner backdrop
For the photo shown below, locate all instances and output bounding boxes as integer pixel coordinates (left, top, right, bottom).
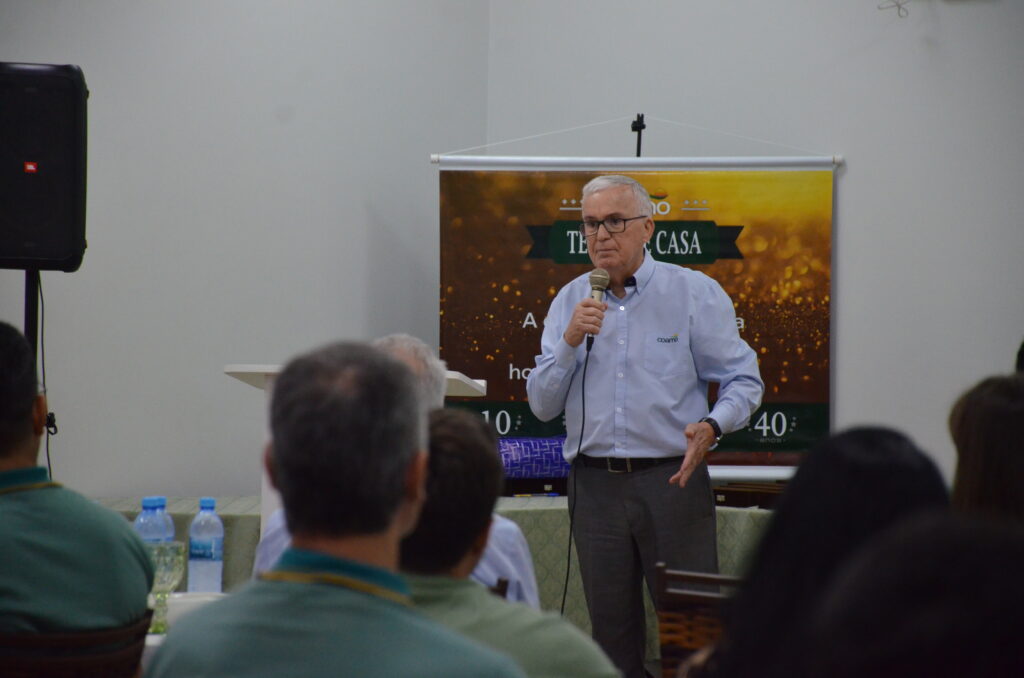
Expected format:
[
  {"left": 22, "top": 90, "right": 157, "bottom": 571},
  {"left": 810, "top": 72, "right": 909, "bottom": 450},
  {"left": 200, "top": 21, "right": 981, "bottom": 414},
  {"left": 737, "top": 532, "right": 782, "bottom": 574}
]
[{"left": 440, "top": 164, "right": 833, "bottom": 470}]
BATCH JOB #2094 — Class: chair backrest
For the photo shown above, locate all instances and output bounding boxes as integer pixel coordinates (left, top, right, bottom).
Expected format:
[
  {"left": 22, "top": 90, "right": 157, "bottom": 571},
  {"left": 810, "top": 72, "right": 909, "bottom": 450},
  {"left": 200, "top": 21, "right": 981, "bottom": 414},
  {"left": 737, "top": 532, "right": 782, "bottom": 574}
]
[
  {"left": 654, "top": 562, "right": 739, "bottom": 678},
  {"left": 0, "top": 609, "right": 152, "bottom": 678},
  {"left": 488, "top": 577, "right": 510, "bottom": 599}
]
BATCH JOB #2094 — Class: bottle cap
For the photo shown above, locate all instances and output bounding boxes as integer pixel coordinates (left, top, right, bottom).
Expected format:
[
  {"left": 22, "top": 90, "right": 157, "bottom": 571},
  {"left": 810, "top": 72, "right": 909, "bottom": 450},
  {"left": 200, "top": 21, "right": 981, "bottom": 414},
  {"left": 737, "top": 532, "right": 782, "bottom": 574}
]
[
  {"left": 154, "top": 496, "right": 167, "bottom": 508},
  {"left": 141, "top": 496, "right": 160, "bottom": 509},
  {"left": 199, "top": 497, "right": 215, "bottom": 510}
]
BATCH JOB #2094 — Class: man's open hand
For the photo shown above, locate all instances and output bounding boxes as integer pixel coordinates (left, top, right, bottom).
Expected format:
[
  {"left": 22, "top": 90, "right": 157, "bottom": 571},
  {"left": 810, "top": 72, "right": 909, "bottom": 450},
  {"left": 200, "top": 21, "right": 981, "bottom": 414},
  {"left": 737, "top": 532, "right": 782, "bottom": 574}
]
[{"left": 669, "top": 421, "right": 716, "bottom": 488}]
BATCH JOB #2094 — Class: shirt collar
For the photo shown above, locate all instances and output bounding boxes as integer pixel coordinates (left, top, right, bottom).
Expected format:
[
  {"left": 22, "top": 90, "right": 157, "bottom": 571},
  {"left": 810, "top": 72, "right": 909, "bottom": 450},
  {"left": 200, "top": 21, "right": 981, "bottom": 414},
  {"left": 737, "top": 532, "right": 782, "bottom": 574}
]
[
  {"left": 629, "top": 250, "right": 656, "bottom": 294},
  {"left": 404, "top": 573, "right": 485, "bottom": 600},
  {"left": 274, "top": 547, "right": 410, "bottom": 596},
  {"left": 0, "top": 466, "right": 50, "bottom": 492}
]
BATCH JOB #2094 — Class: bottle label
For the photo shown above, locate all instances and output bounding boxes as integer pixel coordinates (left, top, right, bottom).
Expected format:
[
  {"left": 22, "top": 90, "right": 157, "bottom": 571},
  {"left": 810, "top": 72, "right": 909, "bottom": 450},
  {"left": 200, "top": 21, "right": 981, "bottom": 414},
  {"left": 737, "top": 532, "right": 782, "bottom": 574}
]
[{"left": 189, "top": 537, "right": 224, "bottom": 560}]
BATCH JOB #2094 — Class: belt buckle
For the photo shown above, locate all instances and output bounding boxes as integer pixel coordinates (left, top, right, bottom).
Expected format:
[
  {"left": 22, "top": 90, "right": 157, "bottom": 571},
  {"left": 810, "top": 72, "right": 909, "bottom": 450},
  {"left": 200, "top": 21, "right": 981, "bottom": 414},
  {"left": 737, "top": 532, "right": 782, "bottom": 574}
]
[{"left": 606, "top": 457, "right": 631, "bottom": 473}]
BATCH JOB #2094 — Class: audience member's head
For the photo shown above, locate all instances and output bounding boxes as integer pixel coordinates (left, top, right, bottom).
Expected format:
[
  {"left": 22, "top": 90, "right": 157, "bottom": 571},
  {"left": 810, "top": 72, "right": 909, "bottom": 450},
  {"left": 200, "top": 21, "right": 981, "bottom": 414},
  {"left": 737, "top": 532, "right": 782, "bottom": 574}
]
[
  {"left": 0, "top": 320, "right": 44, "bottom": 464},
  {"left": 400, "top": 408, "right": 504, "bottom": 576},
  {"left": 1016, "top": 336, "right": 1024, "bottom": 372},
  {"left": 949, "top": 373, "right": 1024, "bottom": 524},
  {"left": 267, "top": 341, "right": 427, "bottom": 540},
  {"left": 372, "top": 333, "right": 447, "bottom": 409},
  {"left": 705, "top": 427, "right": 948, "bottom": 678},
  {"left": 804, "top": 512, "right": 1024, "bottom": 678}
]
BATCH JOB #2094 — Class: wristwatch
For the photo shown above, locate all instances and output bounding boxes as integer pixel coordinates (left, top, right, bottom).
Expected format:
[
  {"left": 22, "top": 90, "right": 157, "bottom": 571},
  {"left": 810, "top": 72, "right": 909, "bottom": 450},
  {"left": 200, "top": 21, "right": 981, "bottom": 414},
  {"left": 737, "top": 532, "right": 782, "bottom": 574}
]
[{"left": 699, "top": 416, "right": 722, "bottom": 447}]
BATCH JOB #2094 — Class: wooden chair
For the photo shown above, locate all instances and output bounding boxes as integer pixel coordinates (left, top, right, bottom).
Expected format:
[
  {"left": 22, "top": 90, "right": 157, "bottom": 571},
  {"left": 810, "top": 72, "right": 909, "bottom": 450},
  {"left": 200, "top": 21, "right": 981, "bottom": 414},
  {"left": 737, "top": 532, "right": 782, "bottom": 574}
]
[
  {"left": 0, "top": 609, "right": 152, "bottom": 678},
  {"left": 488, "top": 577, "right": 510, "bottom": 599},
  {"left": 654, "top": 563, "right": 739, "bottom": 678},
  {"left": 713, "top": 481, "right": 786, "bottom": 509}
]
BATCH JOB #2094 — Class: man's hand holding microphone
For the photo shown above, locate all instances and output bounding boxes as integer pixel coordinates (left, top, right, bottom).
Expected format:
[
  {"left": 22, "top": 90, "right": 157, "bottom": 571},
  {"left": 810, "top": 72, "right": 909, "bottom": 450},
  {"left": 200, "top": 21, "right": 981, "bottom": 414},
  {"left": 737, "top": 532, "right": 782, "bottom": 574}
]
[{"left": 563, "top": 269, "right": 610, "bottom": 350}]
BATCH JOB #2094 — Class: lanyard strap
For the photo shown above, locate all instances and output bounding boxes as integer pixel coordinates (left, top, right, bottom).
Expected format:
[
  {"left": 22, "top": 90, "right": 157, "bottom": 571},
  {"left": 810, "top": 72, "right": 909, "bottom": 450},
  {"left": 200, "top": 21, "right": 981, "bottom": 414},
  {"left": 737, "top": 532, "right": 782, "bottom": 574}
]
[
  {"left": 259, "top": 569, "right": 411, "bottom": 607},
  {"left": 0, "top": 481, "right": 61, "bottom": 497}
]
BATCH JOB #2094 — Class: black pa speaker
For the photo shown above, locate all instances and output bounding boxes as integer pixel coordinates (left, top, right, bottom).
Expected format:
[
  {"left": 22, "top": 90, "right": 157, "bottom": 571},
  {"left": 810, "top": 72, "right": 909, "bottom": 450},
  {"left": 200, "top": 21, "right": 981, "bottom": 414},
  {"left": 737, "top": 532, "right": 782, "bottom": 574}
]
[{"left": 0, "top": 62, "right": 88, "bottom": 272}]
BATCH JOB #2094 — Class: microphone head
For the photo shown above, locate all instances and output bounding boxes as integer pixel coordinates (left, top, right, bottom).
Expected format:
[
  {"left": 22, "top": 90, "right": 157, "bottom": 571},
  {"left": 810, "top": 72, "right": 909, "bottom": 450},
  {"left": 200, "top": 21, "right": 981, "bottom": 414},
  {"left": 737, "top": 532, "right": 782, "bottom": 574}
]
[{"left": 589, "top": 268, "right": 610, "bottom": 292}]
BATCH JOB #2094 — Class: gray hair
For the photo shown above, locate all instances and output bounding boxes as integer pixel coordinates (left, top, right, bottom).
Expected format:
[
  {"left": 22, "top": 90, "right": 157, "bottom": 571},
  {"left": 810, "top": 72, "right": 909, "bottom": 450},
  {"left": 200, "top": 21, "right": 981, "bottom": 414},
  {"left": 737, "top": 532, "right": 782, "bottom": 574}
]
[
  {"left": 581, "top": 174, "right": 654, "bottom": 217},
  {"left": 270, "top": 341, "right": 426, "bottom": 537},
  {"left": 373, "top": 333, "right": 447, "bottom": 409}
]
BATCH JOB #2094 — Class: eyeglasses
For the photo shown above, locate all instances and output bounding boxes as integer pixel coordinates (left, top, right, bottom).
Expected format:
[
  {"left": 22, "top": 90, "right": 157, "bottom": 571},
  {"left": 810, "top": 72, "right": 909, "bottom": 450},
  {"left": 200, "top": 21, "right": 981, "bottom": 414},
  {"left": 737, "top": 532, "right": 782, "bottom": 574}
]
[{"left": 579, "top": 215, "right": 647, "bottom": 237}]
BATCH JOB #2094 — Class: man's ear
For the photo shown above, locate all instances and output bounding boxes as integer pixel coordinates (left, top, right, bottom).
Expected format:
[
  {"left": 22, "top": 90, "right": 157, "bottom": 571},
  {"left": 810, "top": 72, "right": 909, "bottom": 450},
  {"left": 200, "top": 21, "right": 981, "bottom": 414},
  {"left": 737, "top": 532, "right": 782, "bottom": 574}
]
[
  {"left": 394, "top": 450, "right": 429, "bottom": 539},
  {"left": 31, "top": 394, "right": 47, "bottom": 437},
  {"left": 405, "top": 450, "right": 428, "bottom": 505}
]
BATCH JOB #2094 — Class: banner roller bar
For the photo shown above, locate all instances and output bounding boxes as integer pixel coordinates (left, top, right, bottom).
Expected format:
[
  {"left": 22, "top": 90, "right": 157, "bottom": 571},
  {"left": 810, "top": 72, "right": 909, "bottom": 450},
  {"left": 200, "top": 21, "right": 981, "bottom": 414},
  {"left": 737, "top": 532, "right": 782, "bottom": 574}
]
[{"left": 431, "top": 155, "right": 843, "bottom": 171}]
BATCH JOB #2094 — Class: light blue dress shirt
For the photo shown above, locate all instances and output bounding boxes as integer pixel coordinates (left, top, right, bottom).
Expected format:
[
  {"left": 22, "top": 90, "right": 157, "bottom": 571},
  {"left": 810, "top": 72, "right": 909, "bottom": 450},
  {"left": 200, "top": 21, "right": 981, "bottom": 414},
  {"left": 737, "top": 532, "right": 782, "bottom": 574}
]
[
  {"left": 252, "top": 508, "right": 291, "bottom": 576},
  {"left": 526, "top": 253, "right": 763, "bottom": 461},
  {"left": 469, "top": 514, "right": 540, "bottom": 609}
]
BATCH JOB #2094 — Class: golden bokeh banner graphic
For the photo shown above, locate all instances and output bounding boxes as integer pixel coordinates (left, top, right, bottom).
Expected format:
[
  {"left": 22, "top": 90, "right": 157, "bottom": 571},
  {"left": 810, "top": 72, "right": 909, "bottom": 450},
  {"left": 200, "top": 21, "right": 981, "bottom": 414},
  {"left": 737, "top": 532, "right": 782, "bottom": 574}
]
[{"left": 441, "top": 168, "right": 833, "bottom": 461}]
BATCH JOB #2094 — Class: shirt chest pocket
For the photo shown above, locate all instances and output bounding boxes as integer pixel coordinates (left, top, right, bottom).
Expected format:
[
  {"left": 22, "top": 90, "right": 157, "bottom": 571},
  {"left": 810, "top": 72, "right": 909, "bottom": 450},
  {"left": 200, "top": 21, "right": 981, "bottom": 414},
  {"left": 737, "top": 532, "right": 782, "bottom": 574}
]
[{"left": 642, "top": 331, "right": 693, "bottom": 377}]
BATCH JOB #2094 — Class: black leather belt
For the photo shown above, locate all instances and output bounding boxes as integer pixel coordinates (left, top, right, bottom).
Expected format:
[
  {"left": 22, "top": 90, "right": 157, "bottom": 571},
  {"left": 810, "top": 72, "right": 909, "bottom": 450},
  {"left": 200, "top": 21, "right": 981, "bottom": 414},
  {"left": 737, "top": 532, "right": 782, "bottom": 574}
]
[{"left": 576, "top": 454, "right": 683, "bottom": 473}]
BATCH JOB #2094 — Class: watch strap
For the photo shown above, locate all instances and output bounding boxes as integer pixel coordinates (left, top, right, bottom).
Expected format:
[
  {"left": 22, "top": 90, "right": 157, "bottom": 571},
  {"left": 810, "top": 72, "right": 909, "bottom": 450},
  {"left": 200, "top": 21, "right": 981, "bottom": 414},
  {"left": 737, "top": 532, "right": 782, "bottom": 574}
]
[{"left": 699, "top": 416, "right": 723, "bottom": 441}]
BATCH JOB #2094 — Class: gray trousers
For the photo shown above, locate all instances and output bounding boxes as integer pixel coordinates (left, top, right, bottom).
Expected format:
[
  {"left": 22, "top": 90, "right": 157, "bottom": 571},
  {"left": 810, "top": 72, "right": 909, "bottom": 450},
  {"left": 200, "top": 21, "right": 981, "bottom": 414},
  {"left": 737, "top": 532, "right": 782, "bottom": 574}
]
[{"left": 569, "top": 458, "right": 718, "bottom": 678}]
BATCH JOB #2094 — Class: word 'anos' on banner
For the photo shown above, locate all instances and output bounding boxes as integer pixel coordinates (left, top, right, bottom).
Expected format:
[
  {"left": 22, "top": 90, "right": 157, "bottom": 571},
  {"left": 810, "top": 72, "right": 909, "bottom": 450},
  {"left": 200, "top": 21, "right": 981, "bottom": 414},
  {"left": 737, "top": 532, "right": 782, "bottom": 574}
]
[{"left": 438, "top": 157, "right": 835, "bottom": 465}]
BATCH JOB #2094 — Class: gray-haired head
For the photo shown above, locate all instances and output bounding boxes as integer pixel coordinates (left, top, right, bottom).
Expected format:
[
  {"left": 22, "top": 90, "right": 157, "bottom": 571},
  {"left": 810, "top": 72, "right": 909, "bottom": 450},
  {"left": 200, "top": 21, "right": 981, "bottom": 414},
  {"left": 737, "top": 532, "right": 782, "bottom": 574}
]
[
  {"left": 372, "top": 333, "right": 447, "bottom": 409},
  {"left": 270, "top": 341, "right": 426, "bottom": 538},
  {"left": 582, "top": 175, "right": 653, "bottom": 217}
]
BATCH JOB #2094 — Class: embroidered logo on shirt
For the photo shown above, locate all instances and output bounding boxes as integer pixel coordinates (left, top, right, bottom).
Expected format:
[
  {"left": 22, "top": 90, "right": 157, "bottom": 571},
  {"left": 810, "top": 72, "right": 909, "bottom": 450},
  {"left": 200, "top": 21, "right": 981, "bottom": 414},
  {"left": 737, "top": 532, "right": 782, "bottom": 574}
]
[{"left": 656, "top": 334, "right": 680, "bottom": 343}]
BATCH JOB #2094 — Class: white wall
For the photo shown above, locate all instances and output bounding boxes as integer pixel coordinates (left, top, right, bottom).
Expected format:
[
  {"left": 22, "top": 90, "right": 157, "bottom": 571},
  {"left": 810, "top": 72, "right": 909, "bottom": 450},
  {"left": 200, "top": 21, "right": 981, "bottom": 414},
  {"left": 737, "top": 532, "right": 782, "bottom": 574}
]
[
  {"left": 0, "top": 0, "right": 489, "bottom": 496},
  {"left": 1, "top": 1, "right": 1020, "bottom": 496},
  {"left": 484, "top": 0, "right": 1024, "bottom": 479}
]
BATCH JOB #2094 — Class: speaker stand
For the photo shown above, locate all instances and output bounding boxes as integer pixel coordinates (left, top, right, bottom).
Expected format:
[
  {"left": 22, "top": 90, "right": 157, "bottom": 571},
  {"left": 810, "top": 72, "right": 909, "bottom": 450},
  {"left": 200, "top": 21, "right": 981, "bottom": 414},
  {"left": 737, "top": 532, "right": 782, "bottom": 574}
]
[{"left": 24, "top": 269, "right": 39, "bottom": 361}]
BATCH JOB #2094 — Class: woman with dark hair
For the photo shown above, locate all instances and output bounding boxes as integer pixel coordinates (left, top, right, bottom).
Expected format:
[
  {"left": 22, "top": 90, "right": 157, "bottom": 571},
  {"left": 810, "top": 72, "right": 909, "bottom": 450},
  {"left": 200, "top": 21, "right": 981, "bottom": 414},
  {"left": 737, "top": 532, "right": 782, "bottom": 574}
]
[
  {"left": 693, "top": 427, "right": 949, "bottom": 678},
  {"left": 949, "top": 373, "right": 1024, "bottom": 525},
  {"left": 803, "top": 512, "right": 1024, "bottom": 678}
]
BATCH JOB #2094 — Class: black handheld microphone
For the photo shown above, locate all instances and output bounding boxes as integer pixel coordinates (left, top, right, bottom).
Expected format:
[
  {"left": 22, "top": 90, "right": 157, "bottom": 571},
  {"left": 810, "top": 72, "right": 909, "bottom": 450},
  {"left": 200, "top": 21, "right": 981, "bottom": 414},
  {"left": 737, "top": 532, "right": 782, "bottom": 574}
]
[{"left": 586, "top": 268, "right": 610, "bottom": 352}]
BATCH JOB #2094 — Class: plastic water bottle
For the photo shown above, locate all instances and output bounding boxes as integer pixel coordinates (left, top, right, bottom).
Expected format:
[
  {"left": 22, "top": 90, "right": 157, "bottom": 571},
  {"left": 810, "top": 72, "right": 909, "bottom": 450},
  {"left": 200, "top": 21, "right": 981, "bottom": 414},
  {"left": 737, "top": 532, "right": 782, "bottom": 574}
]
[
  {"left": 187, "top": 497, "right": 224, "bottom": 593},
  {"left": 154, "top": 495, "right": 175, "bottom": 542},
  {"left": 133, "top": 496, "right": 165, "bottom": 543}
]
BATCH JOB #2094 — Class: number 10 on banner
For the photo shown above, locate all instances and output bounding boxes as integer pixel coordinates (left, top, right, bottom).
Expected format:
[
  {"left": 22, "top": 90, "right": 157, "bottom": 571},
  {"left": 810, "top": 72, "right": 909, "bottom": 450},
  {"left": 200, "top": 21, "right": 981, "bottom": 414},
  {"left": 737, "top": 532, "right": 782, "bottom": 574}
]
[{"left": 481, "top": 409, "right": 513, "bottom": 436}]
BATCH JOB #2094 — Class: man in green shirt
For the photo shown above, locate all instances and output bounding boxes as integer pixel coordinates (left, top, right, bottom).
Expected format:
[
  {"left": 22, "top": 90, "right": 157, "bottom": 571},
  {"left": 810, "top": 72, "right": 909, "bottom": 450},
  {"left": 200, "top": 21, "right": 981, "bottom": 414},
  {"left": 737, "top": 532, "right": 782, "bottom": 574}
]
[
  {"left": 149, "top": 341, "right": 524, "bottom": 678},
  {"left": 401, "top": 409, "right": 620, "bottom": 678},
  {"left": 0, "top": 321, "right": 153, "bottom": 633}
]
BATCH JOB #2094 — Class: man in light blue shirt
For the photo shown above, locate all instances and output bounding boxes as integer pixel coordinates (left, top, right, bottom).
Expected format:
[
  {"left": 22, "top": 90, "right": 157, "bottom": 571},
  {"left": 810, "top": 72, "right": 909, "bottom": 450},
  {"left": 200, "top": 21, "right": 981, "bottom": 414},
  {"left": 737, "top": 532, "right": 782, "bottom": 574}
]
[{"left": 526, "top": 175, "right": 763, "bottom": 677}]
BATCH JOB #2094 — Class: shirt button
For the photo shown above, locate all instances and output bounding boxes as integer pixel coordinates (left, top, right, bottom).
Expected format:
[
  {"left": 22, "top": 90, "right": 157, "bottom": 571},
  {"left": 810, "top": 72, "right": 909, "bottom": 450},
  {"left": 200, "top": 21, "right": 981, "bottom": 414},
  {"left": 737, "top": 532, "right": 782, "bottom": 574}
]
[
  {"left": 615, "top": 407, "right": 622, "bottom": 413},
  {"left": 619, "top": 306, "right": 625, "bottom": 311},
  {"left": 617, "top": 372, "right": 624, "bottom": 378},
  {"left": 618, "top": 339, "right": 624, "bottom": 345}
]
